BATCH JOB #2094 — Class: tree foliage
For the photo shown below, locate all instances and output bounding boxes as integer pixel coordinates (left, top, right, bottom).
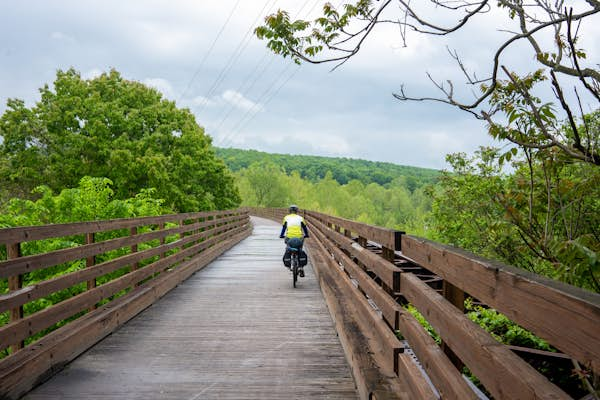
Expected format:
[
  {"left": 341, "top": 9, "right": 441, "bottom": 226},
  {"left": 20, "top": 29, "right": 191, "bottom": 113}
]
[
  {"left": 254, "top": 1, "right": 599, "bottom": 292},
  {"left": 431, "top": 144, "right": 600, "bottom": 292},
  {"left": 215, "top": 147, "right": 439, "bottom": 188},
  {"left": 0, "top": 176, "right": 175, "bottom": 357},
  {"left": 256, "top": 1, "right": 600, "bottom": 165},
  {"left": 234, "top": 160, "right": 432, "bottom": 236},
  {"left": 0, "top": 176, "right": 169, "bottom": 229},
  {"left": 0, "top": 69, "right": 240, "bottom": 212}
]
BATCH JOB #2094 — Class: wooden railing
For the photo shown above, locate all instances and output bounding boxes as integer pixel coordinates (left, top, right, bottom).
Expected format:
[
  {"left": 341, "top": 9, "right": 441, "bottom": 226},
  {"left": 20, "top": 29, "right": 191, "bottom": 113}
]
[
  {"left": 249, "top": 208, "right": 600, "bottom": 400},
  {"left": 0, "top": 209, "right": 251, "bottom": 399},
  {"left": 1, "top": 207, "right": 598, "bottom": 400}
]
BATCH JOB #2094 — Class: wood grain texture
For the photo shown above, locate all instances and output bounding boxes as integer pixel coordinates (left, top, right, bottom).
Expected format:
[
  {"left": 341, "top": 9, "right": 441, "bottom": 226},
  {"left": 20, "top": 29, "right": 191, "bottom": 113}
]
[
  {"left": 307, "top": 220, "right": 477, "bottom": 400},
  {"left": 0, "top": 220, "right": 248, "bottom": 314},
  {"left": 304, "top": 215, "right": 569, "bottom": 399},
  {"left": 306, "top": 215, "right": 401, "bottom": 292},
  {"left": 402, "top": 235, "right": 600, "bottom": 373},
  {"left": 0, "top": 210, "right": 242, "bottom": 244},
  {"left": 21, "top": 217, "right": 358, "bottom": 400},
  {"left": 0, "top": 224, "right": 250, "bottom": 350},
  {"left": 0, "top": 225, "right": 251, "bottom": 400},
  {"left": 0, "top": 214, "right": 247, "bottom": 279},
  {"left": 306, "top": 232, "right": 412, "bottom": 400}
]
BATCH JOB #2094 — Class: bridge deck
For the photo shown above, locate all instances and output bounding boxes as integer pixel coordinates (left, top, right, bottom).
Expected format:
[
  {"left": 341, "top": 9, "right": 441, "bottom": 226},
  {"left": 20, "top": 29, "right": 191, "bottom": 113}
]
[{"left": 24, "top": 217, "right": 358, "bottom": 399}]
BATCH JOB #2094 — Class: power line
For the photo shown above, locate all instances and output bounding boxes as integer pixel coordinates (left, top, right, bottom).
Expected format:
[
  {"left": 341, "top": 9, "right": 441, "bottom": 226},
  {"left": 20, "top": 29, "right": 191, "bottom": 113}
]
[
  {"left": 196, "top": 0, "right": 278, "bottom": 116},
  {"left": 216, "top": 61, "right": 296, "bottom": 146},
  {"left": 207, "top": 0, "right": 285, "bottom": 141},
  {"left": 178, "top": 0, "right": 242, "bottom": 103},
  {"left": 211, "top": 51, "right": 275, "bottom": 135},
  {"left": 215, "top": 0, "right": 318, "bottom": 147},
  {"left": 227, "top": 64, "right": 301, "bottom": 147},
  {"left": 217, "top": 62, "right": 300, "bottom": 148}
]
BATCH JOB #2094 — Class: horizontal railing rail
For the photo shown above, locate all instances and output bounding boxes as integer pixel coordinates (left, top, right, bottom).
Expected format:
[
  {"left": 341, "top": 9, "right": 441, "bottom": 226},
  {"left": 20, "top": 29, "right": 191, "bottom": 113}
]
[
  {"left": 249, "top": 207, "right": 600, "bottom": 400},
  {"left": 2, "top": 207, "right": 598, "bottom": 400},
  {"left": 0, "top": 209, "right": 251, "bottom": 399}
]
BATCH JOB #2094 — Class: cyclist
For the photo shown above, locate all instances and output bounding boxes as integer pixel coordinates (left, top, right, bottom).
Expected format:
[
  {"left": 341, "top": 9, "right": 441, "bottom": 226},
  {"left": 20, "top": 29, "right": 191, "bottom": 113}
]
[{"left": 279, "top": 205, "right": 309, "bottom": 276}]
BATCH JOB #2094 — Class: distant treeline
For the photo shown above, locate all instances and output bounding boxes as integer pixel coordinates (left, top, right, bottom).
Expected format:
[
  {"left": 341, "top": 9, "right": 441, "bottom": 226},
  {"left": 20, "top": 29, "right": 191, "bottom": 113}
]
[{"left": 214, "top": 147, "right": 440, "bottom": 191}]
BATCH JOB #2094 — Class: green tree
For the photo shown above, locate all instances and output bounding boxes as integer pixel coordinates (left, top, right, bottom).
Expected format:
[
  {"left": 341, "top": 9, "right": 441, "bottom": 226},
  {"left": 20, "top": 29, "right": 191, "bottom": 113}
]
[
  {"left": 0, "top": 177, "right": 173, "bottom": 356},
  {"left": 255, "top": 0, "right": 600, "bottom": 292},
  {"left": 431, "top": 145, "right": 600, "bottom": 292},
  {"left": 215, "top": 147, "right": 439, "bottom": 188},
  {"left": 237, "top": 162, "right": 289, "bottom": 207},
  {"left": 0, "top": 69, "right": 240, "bottom": 211},
  {"left": 0, "top": 176, "right": 169, "bottom": 229},
  {"left": 232, "top": 158, "right": 434, "bottom": 235}
]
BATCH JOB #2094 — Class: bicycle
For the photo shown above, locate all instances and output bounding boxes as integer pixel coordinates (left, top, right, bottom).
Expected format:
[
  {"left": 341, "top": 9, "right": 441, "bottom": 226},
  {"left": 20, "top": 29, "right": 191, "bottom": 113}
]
[
  {"left": 289, "top": 246, "right": 300, "bottom": 288},
  {"left": 282, "top": 237, "right": 306, "bottom": 288}
]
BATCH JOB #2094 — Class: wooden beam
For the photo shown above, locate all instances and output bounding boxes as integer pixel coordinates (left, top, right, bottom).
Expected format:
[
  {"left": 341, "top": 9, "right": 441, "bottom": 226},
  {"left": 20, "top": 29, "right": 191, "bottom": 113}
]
[
  {"left": 309, "top": 224, "right": 478, "bottom": 400},
  {"left": 308, "top": 220, "right": 569, "bottom": 398},
  {"left": 306, "top": 210, "right": 400, "bottom": 250},
  {"left": 0, "top": 215, "right": 247, "bottom": 278},
  {"left": 400, "top": 272, "right": 570, "bottom": 399},
  {"left": 0, "top": 226, "right": 251, "bottom": 400},
  {"left": 441, "top": 280, "right": 465, "bottom": 371},
  {"left": 307, "top": 216, "right": 401, "bottom": 292},
  {"left": 7, "top": 243, "right": 24, "bottom": 353},
  {"left": 0, "top": 210, "right": 240, "bottom": 244},
  {"left": 0, "top": 223, "right": 250, "bottom": 351},
  {"left": 402, "top": 235, "right": 600, "bottom": 373},
  {"left": 85, "top": 232, "right": 96, "bottom": 311},
  {"left": 305, "top": 236, "right": 413, "bottom": 400},
  {"left": 0, "top": 220, "right": 248, "bottom": 314}
]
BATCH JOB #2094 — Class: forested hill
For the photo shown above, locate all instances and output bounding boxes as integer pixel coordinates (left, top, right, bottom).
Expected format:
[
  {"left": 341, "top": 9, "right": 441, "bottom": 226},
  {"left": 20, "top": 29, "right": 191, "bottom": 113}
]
[{"left": 214, "top": 147, "right": 440, "bottom": 190}]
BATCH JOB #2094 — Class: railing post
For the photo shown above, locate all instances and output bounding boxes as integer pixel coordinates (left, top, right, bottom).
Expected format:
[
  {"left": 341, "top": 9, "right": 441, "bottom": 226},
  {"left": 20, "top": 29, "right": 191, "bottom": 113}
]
[
  {"left": 179, "top": 219, "right": 185, "bottom": 254},
  {"left": 7, "top": 242, "right": 24, "bottom": 353},
  {"left": 159, "top": 222, "right": 166, "bottom": 259},
  {"left": 130, "top": 227, "right": 140, "bottom": 286},
  {"left": 442, "top": 281, "right": 466, "bottom": 370},
  {"left": 85, "top": 233, "right": 97, "bottom": 311},
  {"left": 382, "top": 230, "right": 403, "bottom": 296},
  {"left": 357, "top": 236, "right": 367, "bottom": 247},
  {"left": 342, "top": 229, "right": 352, "bottom": 257},
  {"left": 382, "top": 231, "right": 404, "bottom": 263}
]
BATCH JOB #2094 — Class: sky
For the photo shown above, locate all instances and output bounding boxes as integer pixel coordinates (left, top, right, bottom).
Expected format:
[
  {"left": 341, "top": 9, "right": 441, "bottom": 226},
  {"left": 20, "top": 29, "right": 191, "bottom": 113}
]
[{"left": 1, "top": 1, "right": 599, "bottom": 170}]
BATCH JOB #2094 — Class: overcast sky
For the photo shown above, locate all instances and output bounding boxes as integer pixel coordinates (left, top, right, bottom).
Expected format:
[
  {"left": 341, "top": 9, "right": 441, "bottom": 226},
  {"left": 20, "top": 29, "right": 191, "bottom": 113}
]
[{"left": 1, "top": 1, "right": 598, "bottom": 170}]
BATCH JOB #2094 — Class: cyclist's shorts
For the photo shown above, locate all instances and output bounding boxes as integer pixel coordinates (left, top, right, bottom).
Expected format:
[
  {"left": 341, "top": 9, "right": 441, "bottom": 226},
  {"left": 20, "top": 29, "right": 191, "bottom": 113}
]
[{"left": 286, "top": 237, "right": 304, "bottom": 250}]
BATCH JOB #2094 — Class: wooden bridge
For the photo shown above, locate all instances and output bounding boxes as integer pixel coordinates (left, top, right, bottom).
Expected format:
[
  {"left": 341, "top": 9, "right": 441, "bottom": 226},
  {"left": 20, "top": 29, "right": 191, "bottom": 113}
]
[{"left": 0, "top": 208, "right": 599, "bottom": 399}]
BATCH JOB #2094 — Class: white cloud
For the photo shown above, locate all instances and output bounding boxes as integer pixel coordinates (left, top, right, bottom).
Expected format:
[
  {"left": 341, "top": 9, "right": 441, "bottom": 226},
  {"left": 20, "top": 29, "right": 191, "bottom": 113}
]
[
  {"left": 82, "top": 68, "right": 103, "bottom": 80},
  {"left": 50, "top": 31, "right": 75, "bottom": 42},
  {"left": 222, "top": 90, "right": 262, "bottom": 112},
  {"left": 128, "top": 20, "right": 197, "bottom": 58},
  {"left": 228, "top": 129, "right": 353, "bottom": 157},
  {"left": 2, "top": 0, "right": 596, "bottom": 170},
  {"left": 143, "top": 78, "right": 175, "bottom": 99}
]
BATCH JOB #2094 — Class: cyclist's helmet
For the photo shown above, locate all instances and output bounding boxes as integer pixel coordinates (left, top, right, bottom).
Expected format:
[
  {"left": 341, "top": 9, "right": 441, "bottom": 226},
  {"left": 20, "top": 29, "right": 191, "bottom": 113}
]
[{"left": 289, "top": 204, "right": 299, "bottom": 213}]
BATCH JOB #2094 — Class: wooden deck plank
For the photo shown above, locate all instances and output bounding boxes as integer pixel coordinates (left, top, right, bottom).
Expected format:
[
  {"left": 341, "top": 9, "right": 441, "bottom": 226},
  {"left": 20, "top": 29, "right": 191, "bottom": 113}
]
[{"left": 23, "top": 217, "right": 358, "bottom": 400}]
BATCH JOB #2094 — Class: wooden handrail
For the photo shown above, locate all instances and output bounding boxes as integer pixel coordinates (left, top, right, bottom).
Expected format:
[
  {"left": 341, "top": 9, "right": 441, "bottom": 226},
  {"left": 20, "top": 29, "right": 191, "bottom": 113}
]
[
  {"left": 0, "top": 215, "right": 243, "bottom": 279},
  {"left": 308, "top": 218, "right": 476, "bottom": 399},
  {"left": 248, "top": 207, "right": 599, "bottom": 399},
  {"left": 0, "top": 210, "right": 227, "bottom": 244},
  {"left": 0, "top": 209, "right": 251, "bottom": 400},
  {"left": 401, "top": 235, "right": 600, "bottom": 374},
  {"left": 2, "top": 207, "right": 598, "bottom": 399}
]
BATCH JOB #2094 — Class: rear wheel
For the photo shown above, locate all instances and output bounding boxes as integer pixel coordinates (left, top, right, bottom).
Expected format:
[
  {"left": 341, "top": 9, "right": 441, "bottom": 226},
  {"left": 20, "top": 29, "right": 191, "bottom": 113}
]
[{"left": 292, "top": 255, "right": 298, "bottom": 288}]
